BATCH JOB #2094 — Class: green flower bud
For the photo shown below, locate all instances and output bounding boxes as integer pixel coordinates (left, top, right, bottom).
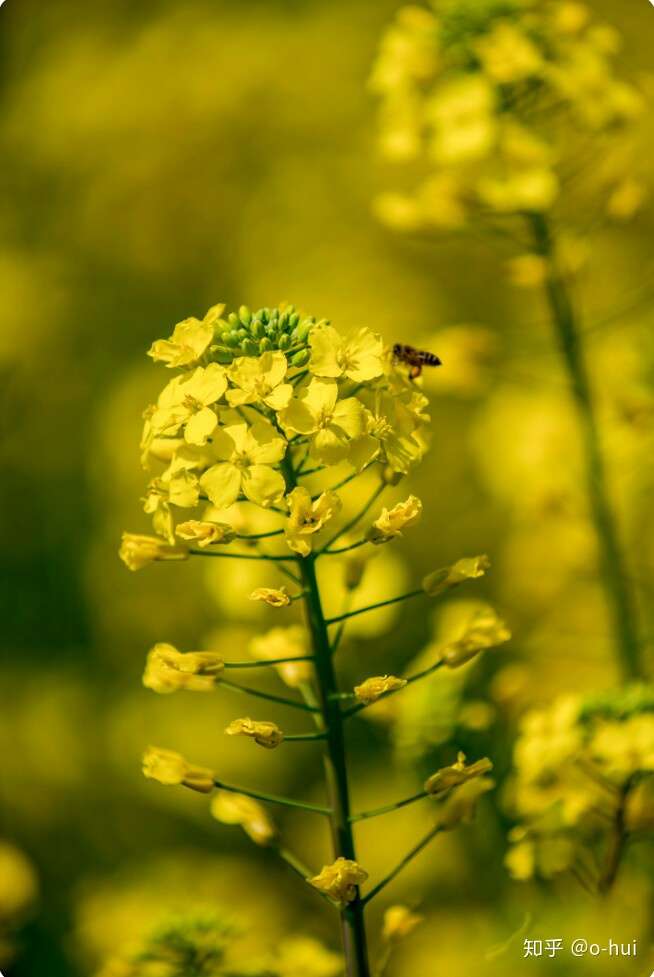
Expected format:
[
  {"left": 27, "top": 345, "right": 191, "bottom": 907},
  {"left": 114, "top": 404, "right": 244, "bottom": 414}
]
[
  {"left": 227, "top": 312, "right": 239, "bottom": 326},
  {"left": 291, "top": 348, "right": 310, "bottom": 367},
  {"left": 241, "top": 338, "right": 258, "bottom": 356},
  {"left": 213, "top": 348, "right": 233, "bottom": 364},
  {"left": 278, "top": 333, "right": 291, "bottom": 350},
  {"left": 259, "top": 337, "right": 273, "bottom": 352},
  {"left": 238, "top": 305, "right": 252, "bottom": 326},
  {"left": 226, "top": 331, "right": 241, "bottom": 347}
]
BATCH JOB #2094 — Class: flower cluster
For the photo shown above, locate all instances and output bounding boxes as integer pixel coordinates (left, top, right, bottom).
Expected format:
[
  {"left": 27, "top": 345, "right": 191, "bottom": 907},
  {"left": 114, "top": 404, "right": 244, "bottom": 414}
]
[
  {"left": 122, "top": 302, "right": 431, "bottom": 561},
  {"left": 371, "top": 0, "right": 646, "bottom": 232},
  {"left": 505, "top": 685, "right": 654, "bottom": 888}
]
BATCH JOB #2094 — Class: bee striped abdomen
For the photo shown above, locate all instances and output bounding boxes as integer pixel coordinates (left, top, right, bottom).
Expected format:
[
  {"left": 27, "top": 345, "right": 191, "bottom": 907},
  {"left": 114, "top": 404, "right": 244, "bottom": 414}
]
[{"left": 392, "top": 343, "right": 442, "bottom": 379}]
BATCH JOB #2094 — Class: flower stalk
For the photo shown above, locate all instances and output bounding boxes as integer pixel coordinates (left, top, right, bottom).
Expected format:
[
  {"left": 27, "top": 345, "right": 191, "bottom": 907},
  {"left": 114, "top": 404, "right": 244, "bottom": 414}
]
[{"left": 530, "top": 213, "right": 641, "bottom": 681}]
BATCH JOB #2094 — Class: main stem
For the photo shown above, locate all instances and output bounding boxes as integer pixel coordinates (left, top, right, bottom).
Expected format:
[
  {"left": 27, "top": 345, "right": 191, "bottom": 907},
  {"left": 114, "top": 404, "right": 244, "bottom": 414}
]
[
  {"left": 283, "top": 457, "right": 371, "bottom": 977},
  {"left": 530, "top": 213, "right": 641, "bottom": 681}
]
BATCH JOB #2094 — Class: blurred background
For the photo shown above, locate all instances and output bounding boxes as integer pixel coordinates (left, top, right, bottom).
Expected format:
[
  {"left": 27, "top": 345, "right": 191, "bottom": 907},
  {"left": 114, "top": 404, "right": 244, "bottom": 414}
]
[{"left": 1, "top": 1, "right": 654, "bottom": 974}]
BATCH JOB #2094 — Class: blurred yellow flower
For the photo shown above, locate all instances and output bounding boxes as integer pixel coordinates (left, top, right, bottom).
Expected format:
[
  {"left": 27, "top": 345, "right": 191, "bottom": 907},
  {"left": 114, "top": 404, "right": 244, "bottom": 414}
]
[
  {"left": 249, "top": 625, "right": 313, "bottom": 688},
  {"left": 435, "top": 777, "right": 494, "bottom": 831},
  {"left": 284, "top": 486, "right": 341, "bottom": 556},
  {"left": 119, "top": 533, "right": 188, "bottom": 571},
  {"left": 225, "top": 717, "right": 284, "bottom": 749},
  {"left": 175, "top": 519, "right": 236, "bottom": 547},
  {"left": 309, "top": 858, "right": 368, "bottom": 907},
  {"left": 200, "top": 421, "right": 286, "bottom": 508},
  {"left": 0, "top": 841, "right": 38, "bottom": 919},
  {"left": 249, "top": 586, "right": 292, "bottom": 608},
  {"left": 429, "top": 75, "right": 495, "bottom": 165},
  {"left": 424, "top": 752, "right": 493, "bottom": 796},
  {"left": 475, "top": 22, "right": 543, "bottom": 85},
  {"left": 227, "top": 350, "right": 293, "bottom": 411},
  {"left": 422, "top": 555, "right": 490, "bottom": 597},
  {"left": 279, "top": 379, "right": 365, "bottom": 464},
  {"left": 210, "top": 790, "right": 277, "bottom": 846},
  {"left": 273, "top": 935, "right": 343, "bottom": 977},
  {"left": 354, "top": 675, "right": 407, "bottom": 705},
  {"left": 148, "top": 303, "right": 224, "bottom": 368},
  {"left": 382, "top": 905, "right": 423, "bottom": 943},
  {"left": 438, "top": 606, "right": 511, "bottom": 668},
  {"left": 309, "top": 325, "right": 384, "bottom": 382},
  {"left": 142, "top": 746, "right": 215, "bottom": 793},
  {"left": 142, "top": 643, "right": 224, "bottom": 694},
  {"left": 366, "top": 495, "right": 422, "bottom": 544}
]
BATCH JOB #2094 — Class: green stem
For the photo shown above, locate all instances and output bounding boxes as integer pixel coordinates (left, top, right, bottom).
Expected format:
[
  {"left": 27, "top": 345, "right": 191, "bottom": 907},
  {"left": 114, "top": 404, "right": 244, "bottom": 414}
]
[
  {"left": 324, "top": 540, "right": 369, "bottom": 556},
  {"left": 283, "top": 456, "right": 371, "bottom": 977},
  {"left": 190, "top": 549, "right": 294, "bottom": 562},
  {"left": 326, "top": 589, "right": 423, "bottom": 626},
  {"left": 361, "top": 825, "right": 443, "bottom": 905},
  {"left": 350, "top": 790, "right": 428, "bottom": 823},
  {"left": 321, "top": 483, "right": 384, "bottom": 553},
  {"left": 530, "top": 213, "right": 641, "bottom": 680},
  {"left": 223, "top": 656, "right": 313, "bottom": 670},
  {"left": 221, "top": 678, "right": 320, "bottom": 713},
  {"left": 285, "top": 731, "right": 328, "bottom": 742},
  {"left": 214, "top": 779, "right": 331, "bottom": 816}
]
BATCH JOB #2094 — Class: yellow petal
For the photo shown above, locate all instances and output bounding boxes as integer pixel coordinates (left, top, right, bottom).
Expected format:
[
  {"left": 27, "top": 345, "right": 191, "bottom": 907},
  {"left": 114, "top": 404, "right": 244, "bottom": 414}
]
[
  {"left": 184, "top": 407, "right": 218, "bottom": 445},
  {"left": 242, "top": 465, "right": 286, "bottom": 507},
  {"left": 200, "top": 463, "right": 242, "bottom": 509}
]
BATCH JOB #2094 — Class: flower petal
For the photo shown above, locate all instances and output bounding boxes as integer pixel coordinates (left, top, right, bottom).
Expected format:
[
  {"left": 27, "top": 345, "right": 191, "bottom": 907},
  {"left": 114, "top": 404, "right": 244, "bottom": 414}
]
[{"left": 200, "top": 463, "right": 242, "bottom": 508}]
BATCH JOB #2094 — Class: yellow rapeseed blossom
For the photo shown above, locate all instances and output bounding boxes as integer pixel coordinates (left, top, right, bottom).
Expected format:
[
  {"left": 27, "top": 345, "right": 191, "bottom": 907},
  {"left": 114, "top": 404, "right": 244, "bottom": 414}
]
[
  {"left": 284, "top": 487, "right": 341, "bottom": 556},
  {"left": 227, "top": 350, "right": 293, "bottom": 411},
  {"left": 354, "top": 675, "right": 407, "bottom": 705},
  {"left": 148, "top": 303, "right": 224, "bottom": 367},
  {"left": 142, "top": 746, "right": 215, "bottom": 793},
  {"left": 424, "top": 752, "right": 493, "bottom": 795},
  {"left": 225, "top": 717, "right": 284, "bottom": 749},
  {"left": 0, "top": 841, "right": 38, "bottom": 919},
  {"left": 280, "top": 378, "right": 365, "bottom": 464},
  {"left": 382, "top": 905, "right": 423, "bottom": 942},
  {"left": 119, "top": 533, "right": 188, "bottom": 571},
  {"left": 142, "top": 643, "right": 225, "bottom": 694},
  {"left": 249, "top": 625, "right": 313, "bottom": 687},
  {"left": 438, "top": 607, "right": 511, "bottom": 668},
  {"left": 200, "top": 421, "right": 286, "bottom": 509},
  {"left": 309, "top": 858, "right": 368, "bottom": 908},
  {"left": 210, "top": 790, "right": 277, "bottom": 846},
  {"left": 309, "top": 325, "right": 384, "bottom": 383},
  {"left": 249, "top": 586, "right": 292, "bottom": 608},
  {"left": 366, "top": 495, "right": 422, "bottom": 544},
  {"left": 175, "top": 519, "right": 236, "bottom": 547},
  {"left": 149, "top": 364, "right": 227, "bottom": 445},
  {"left": 422, "top": 555, "right": 490, "bottom": 597}
]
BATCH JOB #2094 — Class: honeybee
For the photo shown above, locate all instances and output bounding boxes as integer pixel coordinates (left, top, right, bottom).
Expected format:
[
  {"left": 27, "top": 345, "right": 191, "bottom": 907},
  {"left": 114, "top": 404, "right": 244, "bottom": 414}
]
[{"left": 392, "top": 343, "right": 442, "bottom": 380}]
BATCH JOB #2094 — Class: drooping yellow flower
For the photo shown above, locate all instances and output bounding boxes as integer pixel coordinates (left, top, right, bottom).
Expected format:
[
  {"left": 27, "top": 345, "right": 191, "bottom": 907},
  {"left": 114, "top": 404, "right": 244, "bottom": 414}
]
[
  {"left": 280, "top": 379, "right": 365, "bottom": 464},
  {"left": 142, "top": 480, "right": 176, "bottom": 543},
  {"left": 148, "top": 303, "right": 223, "bottom": 367},
  {"left": 309, "top": 325, "right": 384, "bottom": 383},
  {"left": 225, "top": 717, "right": 284, "bottom": 749},
  {"left": 149, "top": 364, "right": 227, "bottom": 445},
  {"left": 142, "top": 746, "right": 215, "bottom": 793},
  {"left": 422, "top": 555, "right": 490, "bottom": 597},
  {"left": 226, "top": 350, "right": 293, "bottom": 410},
  {"left": 354, "top": 675, "right": 407, "bottom": 705},
  {"left": 438, "top": 607, "right": 511, "bottom": 668},
  {"left": 309, "top": 858, "right": 368, "bottom": 907},
  {"left": 366, "top": 495, "right": 422, "bottom": 544},
  {"left": 210, "top": 790, "right": 277, "bottom": 846},
  {"left": 424, "top": 752, "right": 493, "bottom": 795},
  {"left": 200, "top": 421, "right": 286, "bottom": 509},
  {"left": 284, "top": 486, "right": 341, "bottom": 556},
  {"left": 249, "top": 587, "right": 291, "bottom": 608},
  {"left": 435, "top": 777, "right": 495, "bottom": 831},
  {"left": 119, "top": 533, "right": 188, "bottom": 571},
  {"left": 348, "top": 389, "right": 427, "bottom": 474},
  {"left": 175, "top": 519, "right": 236, "bottom": 547},
  {"left": 142, "top": 643, "right": 225, "bottom": 693},
  {"left": 382, "top": 905, "right": 423, "bottom": 943},
  {"left": 249, "top": 625, "right": 313, "bottom": 688}
]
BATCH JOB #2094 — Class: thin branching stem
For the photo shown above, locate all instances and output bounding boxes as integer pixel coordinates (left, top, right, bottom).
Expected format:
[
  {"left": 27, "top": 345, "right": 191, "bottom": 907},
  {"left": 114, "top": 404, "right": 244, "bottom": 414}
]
[
  {"left": 361, "top": 825, "right": 443, "bottom": 905},
  {"left": 214, "top": 779, "right": 331, "bottom": 816},
  {"left": 221, "top": 678, "right": 321, "bottom": 713},
  {"left": 350, "top": 791, "right": 429, "bottom": 823},
  {"left": 321, "top": 483, "right": 385, "bottom": 554},
  {"left": 190, "top": 549, "right": 295, "bottom": 562},
  {"left": 223, "top": 656, "right": 313, "bottom": 670},
  {"left": 326, "top": 589, "right": 423, "bottom": 626},
  {"left": 285, "top": 731, "right": 329, "bottom": 742}
]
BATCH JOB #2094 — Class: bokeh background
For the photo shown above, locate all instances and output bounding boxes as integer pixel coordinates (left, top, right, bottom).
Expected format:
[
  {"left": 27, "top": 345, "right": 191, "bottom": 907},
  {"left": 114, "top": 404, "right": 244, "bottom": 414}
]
[{"left": 2, "top": 1, "right": 654, "bottom": 975}]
